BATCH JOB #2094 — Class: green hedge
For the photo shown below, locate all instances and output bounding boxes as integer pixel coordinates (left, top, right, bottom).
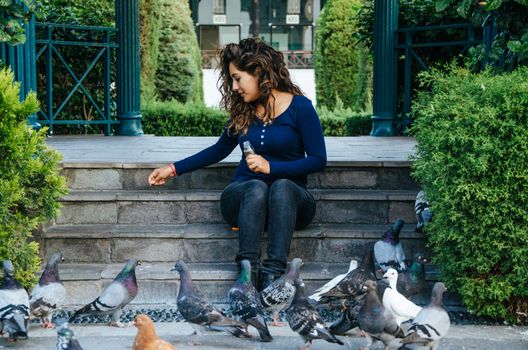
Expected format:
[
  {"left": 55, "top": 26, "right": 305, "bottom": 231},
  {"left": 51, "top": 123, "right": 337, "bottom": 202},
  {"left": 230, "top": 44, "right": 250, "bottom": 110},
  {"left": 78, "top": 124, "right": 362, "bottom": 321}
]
[
  {"left": 411, "top": 65, "right": 528, "bottom": 322},
  {"left": 142, "top": 101, "right": 226, "bottom": 136},
  {"left": 318, "top": 100, "right": 371, "bottom": 136},
  {"left": 0, "top": 68, "right": 68, "bottom": 288},
  {"left": 142, "top": 100, "right": 371, "bottom": 137}
]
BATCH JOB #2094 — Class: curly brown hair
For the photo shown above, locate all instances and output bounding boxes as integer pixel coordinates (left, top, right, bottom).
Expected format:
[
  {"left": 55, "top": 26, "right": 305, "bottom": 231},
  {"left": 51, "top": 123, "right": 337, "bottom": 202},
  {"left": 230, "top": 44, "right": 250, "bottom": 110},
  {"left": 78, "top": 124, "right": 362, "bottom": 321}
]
[{"left": 218, "top": 38, "right": 303, "bottom": 135}]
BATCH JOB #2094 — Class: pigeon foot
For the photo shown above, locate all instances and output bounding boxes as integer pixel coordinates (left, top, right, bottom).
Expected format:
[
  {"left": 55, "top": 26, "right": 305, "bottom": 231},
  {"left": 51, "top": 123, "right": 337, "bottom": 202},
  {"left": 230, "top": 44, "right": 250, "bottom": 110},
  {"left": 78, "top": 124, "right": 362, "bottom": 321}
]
[
  {"left": 270, "top": 320, "right": 288, "bottom": 327},
  {"left": 188, "top": 341, "right": 202, "bottom": 346},
  {"left": 42, "top": 320, "right": 55, "bottom": 328}
]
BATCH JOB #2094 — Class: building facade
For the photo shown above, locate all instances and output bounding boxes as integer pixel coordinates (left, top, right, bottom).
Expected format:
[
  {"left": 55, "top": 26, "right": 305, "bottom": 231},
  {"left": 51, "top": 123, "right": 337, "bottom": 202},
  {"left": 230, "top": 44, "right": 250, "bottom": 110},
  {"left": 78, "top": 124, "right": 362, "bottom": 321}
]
[{"left": 189, "top": 0, "right": 324, "bottom": 69}]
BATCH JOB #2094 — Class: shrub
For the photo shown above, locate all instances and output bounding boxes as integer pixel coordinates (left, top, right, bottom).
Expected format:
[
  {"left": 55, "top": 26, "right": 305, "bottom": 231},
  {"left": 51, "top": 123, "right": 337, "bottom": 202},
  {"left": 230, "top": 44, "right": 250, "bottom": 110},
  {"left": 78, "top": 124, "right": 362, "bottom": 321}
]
[
  {"left": 318, "top": 99, "right": 371, "bottom": 136},
  {"left": 410, "top": 65, "right": 528, "bottom": 322},
  {"left": 140, "top": 0, "right": 163, "bottom": 102},
  {"left": 155, "top": 0, "right": 203, "bottom": 103},
  {"left": 142, "top": 100, "right": 226, "bottom": 136},
  {"left": 314, "top": 0, "right": 371, "bottom": 111},
  {"left": 0, "top": 68, "right": 68, "bottom": 287}
]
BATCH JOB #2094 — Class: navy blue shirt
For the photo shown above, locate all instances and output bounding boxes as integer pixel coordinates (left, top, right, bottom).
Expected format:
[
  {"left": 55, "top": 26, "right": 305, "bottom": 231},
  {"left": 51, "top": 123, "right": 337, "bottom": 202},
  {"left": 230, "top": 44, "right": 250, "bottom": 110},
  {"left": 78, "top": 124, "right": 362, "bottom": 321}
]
[{"left": 174, "top": 95, "right": 327, "bottom": 187}]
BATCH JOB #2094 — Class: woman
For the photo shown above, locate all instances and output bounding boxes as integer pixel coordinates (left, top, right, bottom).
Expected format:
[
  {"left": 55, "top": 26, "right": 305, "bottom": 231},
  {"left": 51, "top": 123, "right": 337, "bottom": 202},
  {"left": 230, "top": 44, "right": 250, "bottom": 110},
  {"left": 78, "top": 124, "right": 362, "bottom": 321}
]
[{"left": 148, "top": 38, "right": 327, "bottom": 291}]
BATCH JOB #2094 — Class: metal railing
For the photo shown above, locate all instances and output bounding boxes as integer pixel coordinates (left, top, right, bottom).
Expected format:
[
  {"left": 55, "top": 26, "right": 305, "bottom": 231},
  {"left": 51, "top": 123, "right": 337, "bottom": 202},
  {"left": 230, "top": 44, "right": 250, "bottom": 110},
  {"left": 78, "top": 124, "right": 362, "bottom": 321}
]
[
  {"left": 35, "top": 23, "right": 119, "bottom": 135},
  {"left": 396, "top": 23, "right": 481, "bottom": 119},
  {"left": 201, "top": 49, "right": 313, "bottom": 69}
]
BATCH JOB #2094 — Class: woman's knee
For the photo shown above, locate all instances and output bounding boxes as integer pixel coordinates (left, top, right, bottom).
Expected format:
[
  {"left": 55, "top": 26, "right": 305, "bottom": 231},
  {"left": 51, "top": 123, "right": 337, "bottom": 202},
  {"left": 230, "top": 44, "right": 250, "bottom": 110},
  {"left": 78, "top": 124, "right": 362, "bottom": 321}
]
[
  {"left": 243, "top": 179, "right": 269, "bottom": 202},
  {"left": 269, "top": 179, "right": 297, "bottom": 200}
]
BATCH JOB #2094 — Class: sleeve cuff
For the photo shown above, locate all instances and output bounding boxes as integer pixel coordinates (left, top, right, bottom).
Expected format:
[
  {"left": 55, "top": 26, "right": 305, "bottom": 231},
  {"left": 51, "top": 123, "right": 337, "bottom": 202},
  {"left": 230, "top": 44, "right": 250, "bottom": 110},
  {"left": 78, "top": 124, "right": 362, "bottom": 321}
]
[{"left": 169, "top": 163, "right": 177, "bottom": 176}]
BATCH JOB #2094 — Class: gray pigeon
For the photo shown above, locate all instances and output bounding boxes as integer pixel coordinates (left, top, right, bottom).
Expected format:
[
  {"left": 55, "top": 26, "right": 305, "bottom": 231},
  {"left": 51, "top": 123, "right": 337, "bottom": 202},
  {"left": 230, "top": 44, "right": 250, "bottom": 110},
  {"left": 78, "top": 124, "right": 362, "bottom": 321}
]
[
  {"left": 358, "top": 280, "right": 404, "bottom": 350},
  {"left": 374, "top": 219, "right": 407, "bottom": 278},
  {"left": 415, "top": 190, "right": 432, "bottom": 233},
  {"left": 260, "top": 257, "right": 302, "bottom": 326},
  {"left": 55, "top": 319, "right": 83, "bottom": 350},
  {"left": 286, "top": 278, "right": 344, "bottom": 350},
  {"left": 318, "top": 250, "right": 376, "bottom": 308},
  {"left": 398, "top": 282, "right": 450, "bottom": 350},
  {"left": 228, "top": 260, "right": 272, "bottom": 342},
  {"left": 69, "top": 259, "right": 139, "bottom": 327},
  {"left": 397, "top": 253, "right": 426, "bottom": 298},
  {"left": 171, "top": 260, "right": 246, "bottom": 337},
  {"left": 0, "top": 260, "right": 30, "bottom": 342},
  {"left": 30, "top": 252, "right": 66, "bottom": 328}
]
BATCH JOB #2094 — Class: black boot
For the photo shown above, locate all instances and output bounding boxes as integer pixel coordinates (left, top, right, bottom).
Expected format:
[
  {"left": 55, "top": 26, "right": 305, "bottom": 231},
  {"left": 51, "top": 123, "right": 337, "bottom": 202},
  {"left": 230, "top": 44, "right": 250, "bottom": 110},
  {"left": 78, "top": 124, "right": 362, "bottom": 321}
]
[{"left": 259, "top": 272, "right": 281, "bottom": 292}]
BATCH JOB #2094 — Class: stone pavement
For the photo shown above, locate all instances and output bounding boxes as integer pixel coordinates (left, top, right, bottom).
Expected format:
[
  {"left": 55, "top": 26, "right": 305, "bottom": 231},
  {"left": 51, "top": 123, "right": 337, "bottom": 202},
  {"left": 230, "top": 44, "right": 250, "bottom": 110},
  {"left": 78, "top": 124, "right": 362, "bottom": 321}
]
[
  {"left": 45, "top": 135, "right": 416, "bottom": 164},
  {"left": 2, "top": 323, "right": 527, "bottom": 350}
]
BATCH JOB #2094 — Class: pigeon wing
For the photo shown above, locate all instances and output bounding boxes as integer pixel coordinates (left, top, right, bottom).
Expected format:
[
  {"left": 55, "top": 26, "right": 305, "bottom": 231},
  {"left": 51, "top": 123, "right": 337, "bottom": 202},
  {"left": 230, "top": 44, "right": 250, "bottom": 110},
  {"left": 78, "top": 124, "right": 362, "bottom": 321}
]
[{"left": 30, "top": 282, "right": 66, "bottom": 316}]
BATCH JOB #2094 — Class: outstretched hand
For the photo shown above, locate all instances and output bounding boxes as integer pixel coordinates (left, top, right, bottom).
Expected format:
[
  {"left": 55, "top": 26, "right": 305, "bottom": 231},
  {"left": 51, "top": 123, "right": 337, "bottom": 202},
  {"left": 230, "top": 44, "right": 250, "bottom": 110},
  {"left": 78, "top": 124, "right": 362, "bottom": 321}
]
[
  {"left": 246, "top": 154, "right": 270, "bottom": 174},
  {"left": 148, "top": 166, "right": 174, "bottom": 186}
]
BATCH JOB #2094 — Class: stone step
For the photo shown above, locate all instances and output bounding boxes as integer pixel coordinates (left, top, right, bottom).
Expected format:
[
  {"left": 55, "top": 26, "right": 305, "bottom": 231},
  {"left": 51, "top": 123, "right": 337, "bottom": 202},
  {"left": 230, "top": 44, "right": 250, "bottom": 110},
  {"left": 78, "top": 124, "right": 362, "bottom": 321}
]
[
  {"left": 55, "top": 189, "right": 418, "bottom": 225},
  {"left": 56, "top": 261, "right": 447, "bottom": 307},
  {"left": 61, "top": 162, "right": 419, "bottom": 191},
  {"left": 38, "top": 223, "right": 429, "bottom": 264}
]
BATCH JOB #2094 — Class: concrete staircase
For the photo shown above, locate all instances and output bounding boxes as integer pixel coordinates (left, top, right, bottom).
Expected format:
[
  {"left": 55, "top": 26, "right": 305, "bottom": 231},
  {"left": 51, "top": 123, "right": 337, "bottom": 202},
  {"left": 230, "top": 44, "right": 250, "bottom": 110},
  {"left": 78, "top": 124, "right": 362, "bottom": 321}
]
[{"left": 36, "top": 160, "right": 439, "bottom": 308}]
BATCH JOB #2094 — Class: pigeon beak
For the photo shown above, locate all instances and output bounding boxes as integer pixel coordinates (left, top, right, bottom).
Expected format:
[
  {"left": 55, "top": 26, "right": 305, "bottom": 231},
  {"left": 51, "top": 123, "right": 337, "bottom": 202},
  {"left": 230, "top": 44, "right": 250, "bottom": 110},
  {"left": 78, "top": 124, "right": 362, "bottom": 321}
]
[
  {"left": 137, "top": 260, "right": 143, "bottom": 266},
  {"left": 170, "top": 266, "right": 177, "bottom": 272}
]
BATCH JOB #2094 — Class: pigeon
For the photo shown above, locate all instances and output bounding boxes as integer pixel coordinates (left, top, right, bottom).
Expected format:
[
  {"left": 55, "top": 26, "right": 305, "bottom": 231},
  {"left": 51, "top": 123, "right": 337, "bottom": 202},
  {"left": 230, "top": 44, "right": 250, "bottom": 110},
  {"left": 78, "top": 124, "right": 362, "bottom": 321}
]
[
  {"left": 30, "top": 252, "right": 67, "bottom": 328},
  {"left": 260, "top": 257, "right": 303, "bottom": 326},
  {"left": 132, "top": 314, "right": 176, "bottom": 350},
  {"left": 328, "top": 294, "right": 364, "bottom": 335},
  {"left": 69, "top": 259, "right": 139, "bottom": 327},
  {"left": 358, "top": 280, "right": 404, "bottom": 350},
  {"left": 309, "top": 259, "right": 357, "bottom": 302},
  {"left": 228, "top": 260, "right": 272, "bottom": 342},
  {"left": 171, "top": 260, "right": 246, "bottom": 337},
  {"left": 286, "top": 278, "right": 344, "bottom": 350},
  {"left": 398, "top": 282, "right": 450, "bottom": 350},
  {"left": 55, "top": 319, "right": 83, "bottom": 350},
  {"left": 317, "top": 250, "right": 376, "bottom": 307},
  {"left": 374, "top": 219, "right": 407, "bottom": 277},
  {"left": 382, "top": 269, "right": 422, "bottom": 326},
  {"left": 0, "top": 260, "right": 30, "bottom": 342},
  {"left": 415, "top": 190, "right": 432, "bottom": 233},
  {"left": 397, "top": 254, "right": 426, "bottom": 298}
]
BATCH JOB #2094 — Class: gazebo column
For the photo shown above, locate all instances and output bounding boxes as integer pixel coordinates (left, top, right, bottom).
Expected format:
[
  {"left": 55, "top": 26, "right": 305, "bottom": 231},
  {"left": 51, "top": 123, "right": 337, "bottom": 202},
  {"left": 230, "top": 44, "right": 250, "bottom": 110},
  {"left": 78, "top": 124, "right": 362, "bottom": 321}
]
[
  {"left": 115, "top": 0, "right": 143, "bottom": 136},
  {"left": 370, "top": 0, "right": 398, "bottom": 136}
]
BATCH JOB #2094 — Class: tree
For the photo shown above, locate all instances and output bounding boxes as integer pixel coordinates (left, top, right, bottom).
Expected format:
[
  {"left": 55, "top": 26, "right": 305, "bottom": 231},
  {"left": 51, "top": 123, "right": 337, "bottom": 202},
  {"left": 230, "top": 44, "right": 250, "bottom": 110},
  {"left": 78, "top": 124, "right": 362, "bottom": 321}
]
[
  {"left": 314, "top": 0, "right": 371, "bottom": 112},
  {"left": 155, "top": 0, "right": 203, "bottom": 103}
]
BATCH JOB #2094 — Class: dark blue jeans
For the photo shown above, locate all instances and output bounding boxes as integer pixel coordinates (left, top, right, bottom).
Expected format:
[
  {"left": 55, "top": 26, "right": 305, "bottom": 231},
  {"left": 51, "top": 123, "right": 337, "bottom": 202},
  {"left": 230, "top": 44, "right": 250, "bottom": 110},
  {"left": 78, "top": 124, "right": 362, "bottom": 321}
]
[{"left": 220, "top": 178, "right": 316, "bottom": 275}]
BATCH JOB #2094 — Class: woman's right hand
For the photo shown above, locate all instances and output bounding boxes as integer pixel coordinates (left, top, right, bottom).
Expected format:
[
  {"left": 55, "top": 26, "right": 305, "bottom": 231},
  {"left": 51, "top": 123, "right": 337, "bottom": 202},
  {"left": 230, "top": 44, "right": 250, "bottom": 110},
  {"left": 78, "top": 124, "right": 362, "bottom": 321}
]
[{"left": 148, "top": 166, "right": 174, "bottom": 186}]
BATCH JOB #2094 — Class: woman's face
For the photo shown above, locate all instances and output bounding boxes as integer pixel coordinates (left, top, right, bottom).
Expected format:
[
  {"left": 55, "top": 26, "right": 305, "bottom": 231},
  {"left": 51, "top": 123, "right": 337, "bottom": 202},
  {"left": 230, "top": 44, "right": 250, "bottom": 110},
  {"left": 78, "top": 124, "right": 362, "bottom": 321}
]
[{"left": 229, "top": 62, "right": 260, "bottom": 103}]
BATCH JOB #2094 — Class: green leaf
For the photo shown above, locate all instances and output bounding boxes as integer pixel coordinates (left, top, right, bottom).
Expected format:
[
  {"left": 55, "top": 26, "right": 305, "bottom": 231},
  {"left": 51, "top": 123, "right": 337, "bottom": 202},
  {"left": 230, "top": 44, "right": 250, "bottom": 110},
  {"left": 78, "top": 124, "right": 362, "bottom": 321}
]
[
  {"left": 435, "top": 0, "right": 456, "bottom": 12},
  {"left": 484, "top": 0, "right": 503, "bottom": 11},
  {"left": 457, "top": 0, "right": 474, "bottom": 18},
  {"left": 507, "top": 40, "right": 522, "bottom": 52}
]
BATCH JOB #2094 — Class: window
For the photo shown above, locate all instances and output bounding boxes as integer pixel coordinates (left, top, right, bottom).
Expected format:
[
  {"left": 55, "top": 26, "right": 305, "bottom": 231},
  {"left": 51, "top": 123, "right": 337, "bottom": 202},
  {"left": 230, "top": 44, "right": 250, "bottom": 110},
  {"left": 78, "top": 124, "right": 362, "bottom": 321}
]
[
  {"left": 213, "top": 0, "right": 225, "bottom": 14},
  {"left": 287, "top": 0, "right": 301, "bottom": 14}
]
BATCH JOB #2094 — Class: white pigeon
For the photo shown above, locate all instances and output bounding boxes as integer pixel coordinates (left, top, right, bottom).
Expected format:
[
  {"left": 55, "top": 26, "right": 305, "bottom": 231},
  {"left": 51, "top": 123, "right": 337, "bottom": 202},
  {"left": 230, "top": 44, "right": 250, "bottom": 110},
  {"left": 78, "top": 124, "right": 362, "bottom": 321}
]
[
  {"left": 0, "top": 260, "right": 30, "bottom": 341},
  {"left": 309, "top": 260, "right": 357, "bottom": 302},
  {"left": 382, "top": 268, "right": 422, "bottom": 326},
  {"left": 30, "top": 252, "right": 67, "bottom": 328},
  {"left": 399, "top": 282, "right": 450, "bottom": 350}
]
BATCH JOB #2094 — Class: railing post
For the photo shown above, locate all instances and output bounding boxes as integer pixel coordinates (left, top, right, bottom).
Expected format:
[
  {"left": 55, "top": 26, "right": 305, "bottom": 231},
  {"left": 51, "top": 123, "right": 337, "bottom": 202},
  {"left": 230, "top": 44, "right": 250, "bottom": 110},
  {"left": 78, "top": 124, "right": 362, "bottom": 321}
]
[
  {"left": 115, "top": 0, "right": 143, "bottom": 136},
  {"left": 370, "top": 0, "right": 398, "bottom": 136}
]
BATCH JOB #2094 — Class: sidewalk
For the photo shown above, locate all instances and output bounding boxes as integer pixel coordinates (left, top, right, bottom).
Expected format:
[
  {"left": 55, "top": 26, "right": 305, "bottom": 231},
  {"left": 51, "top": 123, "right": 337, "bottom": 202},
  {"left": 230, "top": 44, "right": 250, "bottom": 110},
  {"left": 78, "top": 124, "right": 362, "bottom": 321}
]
[{"left": 3, "top": 323, "right": 527, "bottom": 350}]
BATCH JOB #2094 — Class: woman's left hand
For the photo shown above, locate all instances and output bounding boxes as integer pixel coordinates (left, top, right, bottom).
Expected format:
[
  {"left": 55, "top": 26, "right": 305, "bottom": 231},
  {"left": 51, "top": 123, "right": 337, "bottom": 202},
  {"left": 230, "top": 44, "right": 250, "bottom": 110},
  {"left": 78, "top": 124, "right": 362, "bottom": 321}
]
[{"left": 246, "top": 154, "right": 270, "bottom": 174}]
